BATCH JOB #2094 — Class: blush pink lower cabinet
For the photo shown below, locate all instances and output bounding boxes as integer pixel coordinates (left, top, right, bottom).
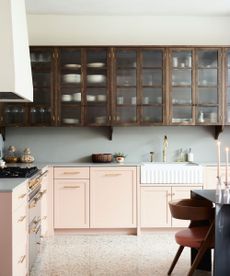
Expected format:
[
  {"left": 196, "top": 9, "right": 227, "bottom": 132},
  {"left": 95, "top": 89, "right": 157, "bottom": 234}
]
[
  {"left": 41, "top": 170, "right": 49, "bottom": 237},
  {"left": 141, "top": 185, "right": 202, "bottom": 228},
  {"left": 90, "top": 167, "right": 137, "bottom": 228},
  {"left": 0, "top": 182, "right": 28, "bottom": 276},
  {"left": 54, "top": 167, "right": 90, "bottom": 228},
  {"left": 141, "top": 187, "right": 171, "bottom": 227}
]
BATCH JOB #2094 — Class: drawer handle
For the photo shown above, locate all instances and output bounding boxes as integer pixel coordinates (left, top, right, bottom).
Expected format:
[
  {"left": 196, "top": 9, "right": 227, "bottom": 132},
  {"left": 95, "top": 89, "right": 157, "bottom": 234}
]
[
  {"left": 104, "top": 173, "right": 121, "bottom": 176},
  {"left": 63, "top": 172, "right": 80, "bottom": 175},
  {"left": 18, "top": 255, "right": 26, "bottom": 264},
  {"left": 18, "top": 193, "right": 27, "bottom": 199},
  {"left": 63, "top": 186, "right": 80, "bottom": 189},
  {"left": 41, "top": 189, "right": 47, "bottom": 195},
  {"left": 18, "top": 216, "right": 26, "bottom": 223}
]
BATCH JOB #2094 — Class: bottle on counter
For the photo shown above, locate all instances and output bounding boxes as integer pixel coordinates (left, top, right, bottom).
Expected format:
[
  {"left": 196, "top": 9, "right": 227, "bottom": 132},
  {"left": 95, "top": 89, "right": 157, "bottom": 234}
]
[{"left": 187, "top": 148, "right": 194, "bottom": 162}]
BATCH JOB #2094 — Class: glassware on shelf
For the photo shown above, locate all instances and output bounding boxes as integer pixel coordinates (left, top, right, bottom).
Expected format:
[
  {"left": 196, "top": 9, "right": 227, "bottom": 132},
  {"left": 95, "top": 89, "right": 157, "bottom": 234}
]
[
  {"left": 216, "top": 176, "right": 222, "bottom": 203},
  {"left": 223, "top": 181, "right": 230, "bottom": 204}
]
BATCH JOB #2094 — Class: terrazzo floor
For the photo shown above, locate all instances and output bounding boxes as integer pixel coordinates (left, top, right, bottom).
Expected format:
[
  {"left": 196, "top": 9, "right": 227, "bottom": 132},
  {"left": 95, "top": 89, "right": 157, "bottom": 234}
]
[{"left": 31, "top": 231, "right": 212, "bottom": 276}]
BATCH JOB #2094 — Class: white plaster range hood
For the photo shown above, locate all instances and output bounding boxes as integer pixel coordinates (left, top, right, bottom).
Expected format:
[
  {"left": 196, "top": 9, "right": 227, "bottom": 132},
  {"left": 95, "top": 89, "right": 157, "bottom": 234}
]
[{"left": 0, "top": 0, "right": 33, "bottom": 102}]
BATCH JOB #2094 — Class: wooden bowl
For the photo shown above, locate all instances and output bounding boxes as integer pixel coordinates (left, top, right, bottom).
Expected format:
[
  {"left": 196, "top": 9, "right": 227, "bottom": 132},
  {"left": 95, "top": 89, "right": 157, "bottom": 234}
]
[{"left": 92, "top": 153, "right": 113, "bottom": 163}]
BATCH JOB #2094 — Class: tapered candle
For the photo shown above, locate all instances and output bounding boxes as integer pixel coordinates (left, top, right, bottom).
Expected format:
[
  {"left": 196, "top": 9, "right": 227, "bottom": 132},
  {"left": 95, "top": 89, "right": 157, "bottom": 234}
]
[
  {"left": 217, "top": 141, "right": 221, "bottom": 178},
  {"left": 226, "top": 147, "right": 229, "bottom": 184}
]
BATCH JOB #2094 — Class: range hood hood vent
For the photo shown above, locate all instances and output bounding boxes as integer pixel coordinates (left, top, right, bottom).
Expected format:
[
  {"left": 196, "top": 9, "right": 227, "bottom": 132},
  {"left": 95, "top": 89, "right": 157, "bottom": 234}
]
[{"left": 0, "top": 0, "right": 33, "bottom": 102}]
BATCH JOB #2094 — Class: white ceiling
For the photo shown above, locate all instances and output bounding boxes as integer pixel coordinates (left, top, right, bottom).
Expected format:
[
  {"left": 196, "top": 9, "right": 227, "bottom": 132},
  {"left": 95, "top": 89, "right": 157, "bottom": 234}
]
[{"left": 25, "top": 0, "right": 230, "bottom": 16}]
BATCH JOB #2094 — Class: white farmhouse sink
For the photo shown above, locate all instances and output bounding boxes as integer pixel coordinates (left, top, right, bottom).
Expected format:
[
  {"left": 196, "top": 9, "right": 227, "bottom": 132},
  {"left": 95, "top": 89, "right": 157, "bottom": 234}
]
[{"left": 140, "top": 162, "right": 203, "bottom": 184}]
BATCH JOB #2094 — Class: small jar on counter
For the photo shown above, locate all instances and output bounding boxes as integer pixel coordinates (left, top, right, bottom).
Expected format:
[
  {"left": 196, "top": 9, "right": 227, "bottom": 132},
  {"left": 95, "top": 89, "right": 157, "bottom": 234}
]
[{"left": 20, "top": 148, "right": 34, "bottom": 163}]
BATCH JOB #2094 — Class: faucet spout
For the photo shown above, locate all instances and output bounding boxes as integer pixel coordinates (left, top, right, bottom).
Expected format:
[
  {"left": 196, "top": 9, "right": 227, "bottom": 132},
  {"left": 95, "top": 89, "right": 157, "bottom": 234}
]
[{"left": 163, "top": 135, "right": 168, "bottom": 162}]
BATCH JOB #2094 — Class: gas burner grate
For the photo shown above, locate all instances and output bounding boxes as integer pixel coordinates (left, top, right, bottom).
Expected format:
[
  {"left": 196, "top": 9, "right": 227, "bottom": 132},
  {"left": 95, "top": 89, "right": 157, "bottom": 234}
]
[{"left": 0, "top": 166, "right": 39, "bottom": 178}]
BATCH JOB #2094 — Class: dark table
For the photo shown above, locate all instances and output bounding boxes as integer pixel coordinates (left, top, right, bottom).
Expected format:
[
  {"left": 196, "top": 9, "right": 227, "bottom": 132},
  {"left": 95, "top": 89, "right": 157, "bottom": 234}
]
[{"left": 192, "top": 189, "right": 230, "bottom": 276}]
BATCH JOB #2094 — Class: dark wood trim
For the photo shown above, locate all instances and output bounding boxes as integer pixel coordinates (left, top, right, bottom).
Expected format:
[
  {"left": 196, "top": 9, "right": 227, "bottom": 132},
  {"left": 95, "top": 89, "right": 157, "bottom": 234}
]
[{"left": 214, "top": 125, "right": 224, "bottom": 140}]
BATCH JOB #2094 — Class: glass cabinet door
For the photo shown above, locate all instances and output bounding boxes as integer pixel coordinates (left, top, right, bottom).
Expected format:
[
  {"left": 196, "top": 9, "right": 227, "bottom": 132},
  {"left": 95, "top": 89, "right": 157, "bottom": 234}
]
[
  {"left": 170, "top": 49, "right": 193, "bottom": 124},
  {"left": 84, "top": 48, "right": 109, "bottom": 126},
  {"left": 140, "top": 49, "right": 164, "bottom": 124},
  {"left": 196, "top": 49, "right": 220, "bottom": 124},
  {"left": 225, "top": 49, "right": 230, "bottom": 124},
  {"left": 29, "top": 47, "right": 54, "bottom": 126},
  {"left": 59, "top": 48, "right": 82, "bottom": 126},
  {"left": 114, "top": 49, "right": 137, "bottom": 125},
  {"left": 3, "top": 104, "right": 27, "bottom": 126}
]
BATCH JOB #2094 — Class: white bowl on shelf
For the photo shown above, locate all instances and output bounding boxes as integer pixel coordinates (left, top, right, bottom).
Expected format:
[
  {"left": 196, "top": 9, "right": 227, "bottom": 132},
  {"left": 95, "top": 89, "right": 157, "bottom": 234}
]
[
  {"left": 87, "top": 95, "right": 96, "bottom": 102},
  {"left": 62, "top": 94, "right": 72, "bottom": 102},
  {"left": 87, "top": 75, "right": 106, "bottom": 83},
  {"left": 62, "top": 74, "right": 81, "bottom": 83},
  {"left": 97, "top": 94, "right": 106, "bottom": 102},
  {"left": 63, "top": 118, "right": 79, "bottom": 124},
  {"left": 72, "top": 92, "right": 81, "bottom": 102}
]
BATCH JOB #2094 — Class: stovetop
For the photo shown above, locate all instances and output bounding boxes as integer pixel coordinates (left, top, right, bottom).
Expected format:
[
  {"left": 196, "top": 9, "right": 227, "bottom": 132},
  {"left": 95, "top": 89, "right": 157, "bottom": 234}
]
[{"left": 0, "top": 166, "right": 39, "bottom": 178}]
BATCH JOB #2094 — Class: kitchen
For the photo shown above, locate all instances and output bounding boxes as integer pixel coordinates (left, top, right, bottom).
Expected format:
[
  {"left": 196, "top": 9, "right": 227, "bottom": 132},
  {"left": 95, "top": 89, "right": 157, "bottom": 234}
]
[{"left": 1, "top": 0, "right": 230, "bottom": 275}]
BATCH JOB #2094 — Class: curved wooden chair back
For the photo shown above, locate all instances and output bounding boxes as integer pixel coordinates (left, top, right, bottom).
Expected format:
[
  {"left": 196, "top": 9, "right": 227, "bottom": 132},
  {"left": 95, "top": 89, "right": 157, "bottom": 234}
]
[{"left": 169, "top": 199, "right": 214, "bottom": 221}]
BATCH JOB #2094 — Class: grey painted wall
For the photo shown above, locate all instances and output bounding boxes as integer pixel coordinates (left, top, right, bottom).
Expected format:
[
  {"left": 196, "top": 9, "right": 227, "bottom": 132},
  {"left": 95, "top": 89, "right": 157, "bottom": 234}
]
[{"left": 3, "top": 126, "right": 230, "bottom": 163}]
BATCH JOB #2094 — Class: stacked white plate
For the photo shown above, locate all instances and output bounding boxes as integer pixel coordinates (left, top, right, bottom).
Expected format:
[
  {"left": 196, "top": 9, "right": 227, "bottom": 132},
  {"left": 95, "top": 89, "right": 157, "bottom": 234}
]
[
  {"left": 64, "top": 64, "right": 81, "bottom": 69},
  {"left": 63, "top": 118, "right": 79, "bottom": 124},
  {"left": 63, "top": 74, "right": 81, "bottom": 83},
  {"left": 87, "top": 62, "right": 105, "bottom": 68},
  {"left": 87, "top": 75, "right": 106, "bottom": 83}
]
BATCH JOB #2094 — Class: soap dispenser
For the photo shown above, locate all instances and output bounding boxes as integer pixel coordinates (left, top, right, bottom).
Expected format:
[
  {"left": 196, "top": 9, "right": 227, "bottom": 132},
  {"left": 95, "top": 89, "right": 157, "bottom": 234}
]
[{"left": 187, "top": 148, "right": 194, "bottom": 162}]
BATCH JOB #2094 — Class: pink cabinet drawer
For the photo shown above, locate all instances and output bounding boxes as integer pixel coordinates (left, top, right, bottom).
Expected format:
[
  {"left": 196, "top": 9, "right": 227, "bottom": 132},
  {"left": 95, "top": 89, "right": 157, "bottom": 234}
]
[
  {"left": 54, "top": 167, "right": 89, "bottom": 179},
  {"left": 12, "top": 182, "right": 28, "bottom": 212}
]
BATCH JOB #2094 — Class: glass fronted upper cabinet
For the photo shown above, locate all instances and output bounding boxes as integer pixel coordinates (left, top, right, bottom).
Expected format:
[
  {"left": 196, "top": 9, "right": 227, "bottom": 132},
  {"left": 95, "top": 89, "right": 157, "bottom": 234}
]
[
  {"left": 84, "top": 48, "right": 109, "bottom": 126},
  {"left": 196, "top": 49, "right": 220, "bottom": 124},
  {"left": 140, "top": 49, "right": 164, "bottom": 125},
  {"left": 170, "top": 49, "right": 193, "bottom": 124},
  {"left": 58, "top": 48, "right": 83, "bottom": 126},
  {"left": 29, "top": 47, "right": 54, "bottom": 126},
  {"left": 225, "top": 49, "right": 230, "bottom": 124},
  {"left": 113, "top": 49, "right": 137, "bottom": 125},
  {"left": 3, "top": 104, "right": 27, "bottom": 126},
  {"left": 2, "top": 47, "right": 54, "bottom": 127}
]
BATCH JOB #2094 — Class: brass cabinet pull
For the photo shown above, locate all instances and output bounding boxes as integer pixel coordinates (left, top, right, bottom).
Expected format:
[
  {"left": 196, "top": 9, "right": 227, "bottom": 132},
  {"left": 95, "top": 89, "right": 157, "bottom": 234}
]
[
  {"left": 29, "top": 200, "right": 36, "bottom": 209},
  {"left": 29, "top": 192, "right": 43, "bottom": 208},
  {"left": 63, "top": 171, "right": 80, "bottom": 175},
  {"left": 104, "top": 173, "right": 121, "bottom": 177},
  {"left": 18, "top": 193, "right": 27, "bottom": 199},
  {"left": 63, "top": 186, "right": 80, "bottom": 189},
  {"left": 41, "top": 189, "right": 47, "bottom": 195},
  {"left": 18, "top": 255, "right": 26, "bottom": 264},
  {"left": 17, "top": 216, "right": 26, "bottom": 223}
]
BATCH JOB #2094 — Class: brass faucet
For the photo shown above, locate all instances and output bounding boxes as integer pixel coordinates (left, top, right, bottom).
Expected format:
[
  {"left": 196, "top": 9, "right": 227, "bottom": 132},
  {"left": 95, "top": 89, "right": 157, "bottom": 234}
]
[{"left": 163, "top": 135, "right": 168, "bottom": 162}]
